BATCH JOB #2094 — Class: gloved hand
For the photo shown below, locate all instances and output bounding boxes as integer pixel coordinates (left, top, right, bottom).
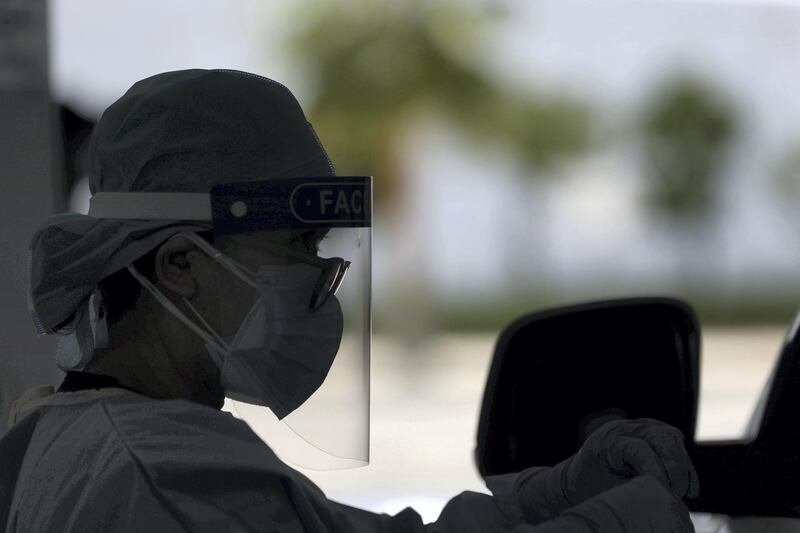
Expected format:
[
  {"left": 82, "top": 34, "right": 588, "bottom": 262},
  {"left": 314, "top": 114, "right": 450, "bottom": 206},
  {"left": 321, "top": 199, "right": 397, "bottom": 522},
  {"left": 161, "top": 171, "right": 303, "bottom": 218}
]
[
  {"left": 518, "top": 476, "right": 695, "bottom": 533},
  {"left": 516, "top": 418, "right": 699, "bottom": 523}
]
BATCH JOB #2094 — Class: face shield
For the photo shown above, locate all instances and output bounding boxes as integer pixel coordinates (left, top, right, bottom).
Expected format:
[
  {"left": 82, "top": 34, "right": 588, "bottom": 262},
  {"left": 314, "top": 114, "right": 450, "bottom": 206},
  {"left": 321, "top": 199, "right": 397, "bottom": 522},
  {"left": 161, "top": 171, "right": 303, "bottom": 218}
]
[{"left": 89, "top": 176, "right": 372, "bottom": 470}]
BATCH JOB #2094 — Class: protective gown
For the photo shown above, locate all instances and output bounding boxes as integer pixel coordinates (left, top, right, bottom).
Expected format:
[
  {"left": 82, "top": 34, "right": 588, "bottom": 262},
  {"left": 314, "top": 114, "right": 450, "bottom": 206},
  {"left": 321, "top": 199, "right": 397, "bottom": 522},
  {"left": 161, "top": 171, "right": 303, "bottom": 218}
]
[{"left": 0, "top": 384, "right": 546, "bottom": 533}]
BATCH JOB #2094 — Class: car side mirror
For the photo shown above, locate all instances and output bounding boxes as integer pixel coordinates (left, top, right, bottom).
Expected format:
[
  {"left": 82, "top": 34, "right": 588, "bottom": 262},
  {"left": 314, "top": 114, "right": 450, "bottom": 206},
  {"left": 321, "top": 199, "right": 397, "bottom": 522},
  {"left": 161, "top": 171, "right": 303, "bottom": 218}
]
[
  {"left": 475, "top": 297, "right": 800, "bottom": 518},
  {"left": 476, "top": 297, "right": 700, "bottom": 477}
]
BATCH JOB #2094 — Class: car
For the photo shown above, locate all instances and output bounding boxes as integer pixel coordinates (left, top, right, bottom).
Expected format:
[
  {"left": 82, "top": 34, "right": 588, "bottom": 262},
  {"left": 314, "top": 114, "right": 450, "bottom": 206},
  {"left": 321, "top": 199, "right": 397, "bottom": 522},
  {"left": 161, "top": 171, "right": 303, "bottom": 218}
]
[{"left": 475, "top": 297, "right": 800, "bottom": 531}]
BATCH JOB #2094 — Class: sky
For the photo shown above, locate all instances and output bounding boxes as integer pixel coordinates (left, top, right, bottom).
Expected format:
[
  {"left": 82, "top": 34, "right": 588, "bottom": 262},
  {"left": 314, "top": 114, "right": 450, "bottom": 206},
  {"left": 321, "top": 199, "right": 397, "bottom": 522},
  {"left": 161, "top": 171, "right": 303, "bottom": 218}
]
[{"left": 49, "top": 0, "right": 800, "bottom": 298}]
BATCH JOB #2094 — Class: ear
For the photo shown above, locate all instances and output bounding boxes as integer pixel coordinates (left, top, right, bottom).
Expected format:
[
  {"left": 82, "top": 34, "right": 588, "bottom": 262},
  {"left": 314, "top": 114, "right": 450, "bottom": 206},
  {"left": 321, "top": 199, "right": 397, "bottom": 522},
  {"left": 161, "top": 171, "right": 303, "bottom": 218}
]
[{"left": 154, "top": 235, "right": 201, "bottom": 298}]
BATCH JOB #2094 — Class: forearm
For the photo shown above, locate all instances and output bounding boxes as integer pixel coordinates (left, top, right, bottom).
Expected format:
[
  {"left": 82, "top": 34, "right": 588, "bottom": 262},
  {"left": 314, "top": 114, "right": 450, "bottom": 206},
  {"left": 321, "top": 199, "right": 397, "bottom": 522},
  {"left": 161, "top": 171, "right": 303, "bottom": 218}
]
[
  {"left": 329, "top": 476, "right": 692, "bottom": 533},
  {"left": 329, "top": 490, "right": 520, "bottom": 533},
  {"left": 486, "top": 464, "right": 573, "bottom": 525},
  {"left": 508, "top": 496, "right": 629, "bottom": 533},
  {"left": 510, "top": 514, "right": 598, "bottom": 533},
  {"left": 515, "top": 477, "right": 695, "bottom": 533}
]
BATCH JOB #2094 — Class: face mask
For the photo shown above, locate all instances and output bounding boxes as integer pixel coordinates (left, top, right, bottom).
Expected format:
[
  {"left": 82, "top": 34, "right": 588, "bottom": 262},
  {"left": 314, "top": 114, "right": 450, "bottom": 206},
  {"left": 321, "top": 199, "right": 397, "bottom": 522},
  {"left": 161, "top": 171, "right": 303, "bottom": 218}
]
[
  {"left": 204, "top": 263, "right": 344, "bottom": 418},
  {"left": 128, "top": 234, "right": 344, "bottom": 419}
]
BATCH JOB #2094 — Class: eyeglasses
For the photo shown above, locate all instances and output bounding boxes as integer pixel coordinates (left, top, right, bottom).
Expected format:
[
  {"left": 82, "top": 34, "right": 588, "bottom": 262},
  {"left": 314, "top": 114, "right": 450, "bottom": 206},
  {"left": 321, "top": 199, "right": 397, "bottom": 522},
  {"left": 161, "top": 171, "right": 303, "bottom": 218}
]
[
  {"left": 183, "top": 233, "right": 350, "bottom": 312},
  {"left": 263, "top": 241, "right": 351, "bottom": 311}
]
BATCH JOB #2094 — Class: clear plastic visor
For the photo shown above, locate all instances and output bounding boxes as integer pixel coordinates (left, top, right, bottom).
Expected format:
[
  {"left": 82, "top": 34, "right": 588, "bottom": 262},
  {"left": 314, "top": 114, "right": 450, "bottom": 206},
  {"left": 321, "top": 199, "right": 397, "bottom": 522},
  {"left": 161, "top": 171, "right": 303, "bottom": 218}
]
[
  {"left": 221, "top": 226, "right": 371, "bottom": 470},
  {"left": 206, "top": 176, "right": 371, "bottom": 470}
]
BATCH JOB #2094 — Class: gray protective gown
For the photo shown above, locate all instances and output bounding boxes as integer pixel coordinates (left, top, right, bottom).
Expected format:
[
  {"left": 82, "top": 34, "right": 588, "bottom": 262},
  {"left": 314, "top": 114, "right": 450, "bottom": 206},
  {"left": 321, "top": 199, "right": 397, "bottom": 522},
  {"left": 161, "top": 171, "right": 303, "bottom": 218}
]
[
  {"left": 0, "top": 386, "right": 545, "bottom": 533},
  {"left": 0, "top": 386, "right": 693, "bottom": 532}
]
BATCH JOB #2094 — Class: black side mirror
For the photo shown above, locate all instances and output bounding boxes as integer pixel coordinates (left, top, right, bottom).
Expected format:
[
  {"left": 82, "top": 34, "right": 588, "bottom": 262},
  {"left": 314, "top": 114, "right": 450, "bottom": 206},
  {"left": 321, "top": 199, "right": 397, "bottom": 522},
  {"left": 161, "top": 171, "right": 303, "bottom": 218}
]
[
  {"left": 476, "top": 297, "right": 700, "bottom": 477},
  {"left": 475, "top": 297, "right": 800, "bottom": 517}
]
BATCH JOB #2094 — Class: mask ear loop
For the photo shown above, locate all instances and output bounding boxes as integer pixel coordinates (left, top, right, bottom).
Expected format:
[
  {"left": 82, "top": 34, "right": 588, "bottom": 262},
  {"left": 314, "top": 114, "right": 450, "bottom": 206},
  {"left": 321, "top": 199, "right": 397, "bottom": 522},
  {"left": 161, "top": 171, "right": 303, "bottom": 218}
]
[
  {"left": 133, "top": 232, "right": 275, "bottom": 368},
  {"left": 176, "top": 232, "right": 260, "bottom": 289},
  {"left": 126, "top": 264, "right": 229, "bottom": 355},
  {"left": 89, "top": 287, "right": 110, "bottom": 350}
]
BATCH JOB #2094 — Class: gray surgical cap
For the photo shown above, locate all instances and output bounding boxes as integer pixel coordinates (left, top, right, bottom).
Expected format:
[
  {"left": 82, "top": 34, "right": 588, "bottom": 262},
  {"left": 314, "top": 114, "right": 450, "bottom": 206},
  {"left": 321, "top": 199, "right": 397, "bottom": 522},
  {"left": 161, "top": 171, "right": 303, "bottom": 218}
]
[{"left": 28, "top": 69, "right": 334, "bottom": 363}]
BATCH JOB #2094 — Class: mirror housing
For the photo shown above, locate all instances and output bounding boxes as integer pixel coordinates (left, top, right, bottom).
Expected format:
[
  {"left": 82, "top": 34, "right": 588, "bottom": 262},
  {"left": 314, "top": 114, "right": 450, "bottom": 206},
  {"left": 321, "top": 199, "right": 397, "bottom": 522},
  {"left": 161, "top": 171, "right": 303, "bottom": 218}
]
[{"left": 476, "top": 297, "right": 700, "bottom": 477}]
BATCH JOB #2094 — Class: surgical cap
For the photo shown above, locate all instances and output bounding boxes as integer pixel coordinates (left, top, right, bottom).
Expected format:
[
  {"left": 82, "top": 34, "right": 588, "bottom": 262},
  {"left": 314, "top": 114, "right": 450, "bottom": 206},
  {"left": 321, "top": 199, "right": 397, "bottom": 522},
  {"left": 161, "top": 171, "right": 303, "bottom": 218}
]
[{"left": 29, "top": 69, "right": 334, "bottom": 342}]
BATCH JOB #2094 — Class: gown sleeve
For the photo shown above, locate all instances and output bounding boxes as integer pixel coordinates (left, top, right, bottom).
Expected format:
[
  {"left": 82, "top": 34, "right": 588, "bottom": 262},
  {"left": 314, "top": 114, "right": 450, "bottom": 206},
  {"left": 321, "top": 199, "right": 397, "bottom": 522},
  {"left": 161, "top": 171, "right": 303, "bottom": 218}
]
[
  {"left": 326, "top": 482, "right": 522, "bottom": 533},
  {"left": 9, "top": 394, "right": 692, "bottom": 533},
  {"left": 109, "top": 398, "right": 607, "bottom": 533}
]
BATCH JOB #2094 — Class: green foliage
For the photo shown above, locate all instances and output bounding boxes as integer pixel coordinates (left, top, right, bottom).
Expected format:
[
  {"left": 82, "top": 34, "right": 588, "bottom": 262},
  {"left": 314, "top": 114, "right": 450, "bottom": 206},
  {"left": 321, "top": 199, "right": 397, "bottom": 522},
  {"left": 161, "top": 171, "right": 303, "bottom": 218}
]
[
  {"left": 640, "top": 76, "right": 737, "bottom": 220},
  {"left": 417, "top": 290, "right": 800, "bottom": 333},
  {"left": 286, "top": 0, "right": 592, "bottom": 207},
  {"left": 772, "top": 140, "right": 800, "bottom": 200}
]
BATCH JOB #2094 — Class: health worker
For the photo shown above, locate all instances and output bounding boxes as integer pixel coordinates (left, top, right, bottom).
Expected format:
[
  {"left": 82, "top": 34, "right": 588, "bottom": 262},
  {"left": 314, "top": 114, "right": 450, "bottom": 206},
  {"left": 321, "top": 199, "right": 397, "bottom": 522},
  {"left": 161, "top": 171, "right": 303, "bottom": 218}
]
[{"left": 0, "top": 69, "right": 698, "bottom": 532}]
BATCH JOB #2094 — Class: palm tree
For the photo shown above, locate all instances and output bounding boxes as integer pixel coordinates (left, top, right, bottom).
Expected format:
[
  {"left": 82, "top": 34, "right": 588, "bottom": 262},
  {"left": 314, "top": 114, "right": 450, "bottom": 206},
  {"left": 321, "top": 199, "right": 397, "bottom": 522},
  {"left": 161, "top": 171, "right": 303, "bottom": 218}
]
[
  {"left": 285, "top": 0, "right": 592, "bottom": 343},
  {"left": 638, "top": 75, "right": 737, "bottom": 283}
]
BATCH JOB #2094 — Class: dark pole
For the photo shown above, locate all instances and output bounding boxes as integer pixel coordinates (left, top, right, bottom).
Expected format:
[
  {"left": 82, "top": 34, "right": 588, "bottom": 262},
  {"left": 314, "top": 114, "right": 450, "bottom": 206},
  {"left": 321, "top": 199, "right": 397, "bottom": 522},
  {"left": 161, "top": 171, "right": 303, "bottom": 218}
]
[{"left": 0, "top": 0, "right": 64, "bottom": 435}]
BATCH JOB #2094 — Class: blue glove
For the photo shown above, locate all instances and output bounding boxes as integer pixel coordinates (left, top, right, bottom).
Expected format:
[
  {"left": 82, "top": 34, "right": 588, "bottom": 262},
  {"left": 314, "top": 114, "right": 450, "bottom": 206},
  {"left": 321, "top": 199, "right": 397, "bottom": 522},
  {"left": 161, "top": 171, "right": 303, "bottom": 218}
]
[{"left": 517, "top": 418, "right": 699, "bottom": 523}]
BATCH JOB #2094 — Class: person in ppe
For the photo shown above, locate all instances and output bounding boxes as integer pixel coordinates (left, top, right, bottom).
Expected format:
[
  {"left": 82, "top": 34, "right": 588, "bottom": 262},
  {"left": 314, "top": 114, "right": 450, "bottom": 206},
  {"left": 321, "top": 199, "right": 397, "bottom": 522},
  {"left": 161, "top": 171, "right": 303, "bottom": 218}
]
[{"left": 0, "top": 69, "right": 699, "bottom": 532}]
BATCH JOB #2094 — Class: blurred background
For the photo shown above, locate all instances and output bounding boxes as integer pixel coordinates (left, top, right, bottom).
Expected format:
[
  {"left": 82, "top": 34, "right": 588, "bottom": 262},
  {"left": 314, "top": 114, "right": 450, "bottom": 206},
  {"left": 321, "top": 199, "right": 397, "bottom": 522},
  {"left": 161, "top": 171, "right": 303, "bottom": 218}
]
[{"left": 2, "top": 0, "right": 800, "bottom": 522}]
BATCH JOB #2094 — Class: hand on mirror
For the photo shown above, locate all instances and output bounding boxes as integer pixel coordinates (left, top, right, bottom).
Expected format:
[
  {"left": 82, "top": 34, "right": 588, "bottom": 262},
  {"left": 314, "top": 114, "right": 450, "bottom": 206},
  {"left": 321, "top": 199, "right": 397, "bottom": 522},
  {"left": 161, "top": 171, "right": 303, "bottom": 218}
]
[
  {"left": 566, "top": 418, "right": 700, "bottom": 503},
  {"left": 516, "top": 418, "right": 699, "bottom": 523}
]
